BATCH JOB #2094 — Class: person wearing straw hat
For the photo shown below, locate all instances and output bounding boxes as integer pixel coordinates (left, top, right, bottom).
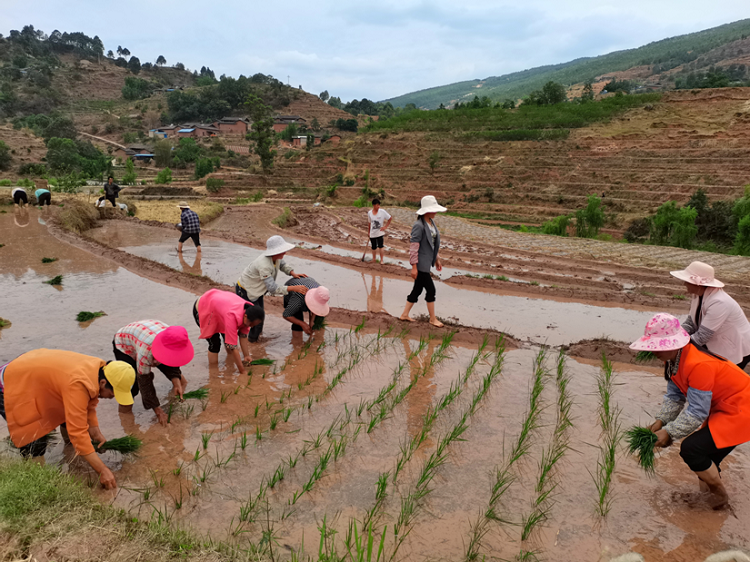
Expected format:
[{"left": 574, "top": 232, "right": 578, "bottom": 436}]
[
  {"left": 112, "top": 321, "right": 194, "bottom": 426},
  {"left": 630, "top": 313, "right": 750, "bottom": 509},
  {"left": 670, "top": 261, "right": 750, "bottom": 369},
  {"left": 400, "top": 195, "right": 447, "bottom": 327},
  {"left": 177, "top": 201, "right": 201, "bottom": 254},
  {"left": 282, "top": 277, "right": 330, "bottom": 335},
  {"left": 235, "top": 235, "right": 309, "bottom": 342},
  {"left": 0, "top": 350, "right": 136, "bottom": 489}
]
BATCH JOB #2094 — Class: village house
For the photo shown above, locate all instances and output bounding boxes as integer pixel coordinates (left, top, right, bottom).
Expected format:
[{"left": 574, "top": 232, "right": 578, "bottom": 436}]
[
  {"left": 178, "top": 124, "right": 220, "bottom": 138},
  {"left": 212, "top": 117, "right": 251, "bottom": 135},
  {"left": 273, "top": 115, "right": 307, "bottom": 133},
  {"left": 152, "top": 124, "right": 181, "bottom": 138}
]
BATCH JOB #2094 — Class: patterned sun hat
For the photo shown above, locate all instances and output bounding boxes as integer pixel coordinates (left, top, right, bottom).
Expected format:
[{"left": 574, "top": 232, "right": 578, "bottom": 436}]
[{"left": 629, "top": 313, "right": 690, "bottom": 352}]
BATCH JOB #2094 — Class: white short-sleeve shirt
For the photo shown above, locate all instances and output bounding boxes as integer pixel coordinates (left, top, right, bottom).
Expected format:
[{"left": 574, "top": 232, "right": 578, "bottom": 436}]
[{"left": 368, "top": 208, "right": 391, "bottom": 238}]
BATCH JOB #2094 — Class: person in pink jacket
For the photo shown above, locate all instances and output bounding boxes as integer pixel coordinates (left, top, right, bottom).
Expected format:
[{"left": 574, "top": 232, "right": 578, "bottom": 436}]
[{"left": 193, "top": 289, "right": 264, "bottom": 375}]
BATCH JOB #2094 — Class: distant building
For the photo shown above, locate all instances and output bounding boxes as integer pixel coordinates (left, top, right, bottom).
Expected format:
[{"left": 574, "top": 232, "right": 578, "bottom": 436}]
[
  {"left": 153, "top": 124, "right": 181, "bottom": 138},
  {"left": 273, "top": 115, "right": 307, "bottom": 133},
  {"left": 213, "top": 117, "right": 251, "bottom": 135}
]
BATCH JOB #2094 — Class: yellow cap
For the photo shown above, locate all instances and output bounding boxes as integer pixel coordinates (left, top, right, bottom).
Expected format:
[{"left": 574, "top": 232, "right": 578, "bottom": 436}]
[{"left": 103, "top": 361, "right": 135, "bottom": 406}]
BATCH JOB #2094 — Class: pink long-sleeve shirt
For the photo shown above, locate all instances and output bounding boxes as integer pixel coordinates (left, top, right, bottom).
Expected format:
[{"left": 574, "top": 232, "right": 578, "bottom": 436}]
[{"left": 197, "top": 289, "right": 250, "bottom": 347}]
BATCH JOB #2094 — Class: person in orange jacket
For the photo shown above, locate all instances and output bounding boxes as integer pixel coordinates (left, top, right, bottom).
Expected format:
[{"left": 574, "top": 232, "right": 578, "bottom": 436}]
[
  {"left": 0, "top": 349, "right": 135, "bottom": 490},
  {"left": 630, "top": 313, "right": 750, "bottom": 509}
]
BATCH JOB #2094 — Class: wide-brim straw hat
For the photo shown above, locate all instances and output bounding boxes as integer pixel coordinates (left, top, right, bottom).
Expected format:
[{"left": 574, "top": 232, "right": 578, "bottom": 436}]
[
  {"left": 629, "top": 313, "right": 691, "bottom": 352},
  {"left": 177, "top": 201, "right": 190, "bottom": 209},
  {"left": 306, "top": 286, "right": 330, "bottom": 317},
  {"left": 263, "top": 235, "right": 296, "bottom": 256},
  {"left": 670, "top": 261, "right": 724, "bottom": 288},
  {"left": 152, "top": 326, "right": 195, "bottom": 367},
  {"left": 416, "top": 195, "right": 447, "bottom": 215}
]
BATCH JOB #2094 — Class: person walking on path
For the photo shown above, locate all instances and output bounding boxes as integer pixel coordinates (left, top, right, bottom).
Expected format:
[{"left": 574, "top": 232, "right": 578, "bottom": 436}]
[
  {"left": 282, "top": 277, "right": 330, "bottom": 334},
  {"left": 102, "top": 176, "right": 121, "bottom": 207},
  {"left": 11, "top": 187, "right": 28, "bottom": 207},
  {"left": 35, "top": 187, "right": 51, "bottom": 207},
  {"left": 400, "top": 195, "right": 447, "bottom": 327},
  {"left": 235, "top": 235, "right": 308, "bottom": 342},
  {"left": 630, "top": 313, "right": 750, "bottom": 509},
  {"left": 367, "top": 198, "right": 392, "bottom": 264},
  {"left": 0, "top": 349, "right": 135, "bottom": 489},
  {"left": 177, "top": 202, "right": 201, "bottom": 253},
  {"left": 193, "top": 288, "right": 265, "bottom": 375},
  {"left": 113, "top": 320, "right": 194, "bottom": 426},
  {"left": 670, "top": 261, "right": 750, "bottom": 369}
]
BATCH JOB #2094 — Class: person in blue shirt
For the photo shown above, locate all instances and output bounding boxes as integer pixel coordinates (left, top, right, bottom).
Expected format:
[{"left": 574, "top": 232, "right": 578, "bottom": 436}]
[
  {"left": 35, "top": 188, "right": 51, "bottom": 207},
  {"left": 177, "top": 201, "right": 201, "bottom": 253}
]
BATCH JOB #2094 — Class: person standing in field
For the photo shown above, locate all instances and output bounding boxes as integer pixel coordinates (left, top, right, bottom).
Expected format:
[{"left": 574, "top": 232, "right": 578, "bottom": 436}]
[
  {"left": 400, "top": 195, "right": 447, "bottom": 327},
  {"left": 177, "top": 202, "right": 201, "bottom": 253},
  {"left": 102, "top": 176, "right": 121, "bottom": 207},
  {"left": 0, "top": 350, "right": 136, "bottom": 489},
  {"left": 112, "top": 320, "right": 194, "bottom": 426},
  {"left": 235, "top": 235, "right": 309, "bottom": 342},
  {"left": 35, "top": 186, "right": 51, "bottom": 206},
  {"left": 367, "top": 198, "right": 392, "bottom": 264},
  {"left": 11, "top": 187, "right": 28, "bottom": 207}
]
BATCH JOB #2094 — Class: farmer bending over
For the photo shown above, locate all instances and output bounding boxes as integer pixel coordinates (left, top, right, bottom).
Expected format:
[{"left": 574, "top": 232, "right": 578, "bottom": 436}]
[
  {"left": 113, "top": 321, "right": 194, "bottom": 426},
  {"left": 283, "top": 277, "right": 330, "bottom": 335},
  {"left": 177, "top": 201, "right": 201, "bottom": 253},
  {"left": 0, "top": 350, "right": 135, "bottom": 489},
  {"left": 235, "top": 235, "right": 308, "bottom": 342},
  {"left": 630, "top": 313, "right": 750, "bottom": 509},
  {"left": 194, "top": 288, "right": 265, "bottom": 375}
]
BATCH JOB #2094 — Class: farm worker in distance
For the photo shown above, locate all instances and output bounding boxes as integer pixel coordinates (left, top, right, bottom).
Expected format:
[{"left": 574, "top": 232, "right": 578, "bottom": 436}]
[
  {"left": 177, "top": 201, "right": 202, "bottom": 254},
  {"left": 112, "top": 321, "right": 194, "bottom": 426},
  {"left": 670, "top": 261, "right": 750, "bottom": 369},
  {"left": 400, "top": 195, "right": 447, "bottom": 327},
  {"left": 282, "top": 277, "right": 331, "bottom": 334},
  {"left": 0, "top": 349, "right": 135, "bottom": 490},
  {"left": 367, "top": 198, "right": 392, "bottom": 264},
  {"left": 35, "top": 187, "right": 51, "bottom": 207},
  {"left": 101, "top": 175, "right": 121, "bottom": 207},
  {"left": 11, "top": 186, "right": 28, "bottom": 207},
  {"left": 235, "top": 235, "right": 309, "bottom": 342},
  {"left": 630, "top": 313, "right": 750, "bottom": 509},
  {"left": 193, "top": 288, "right": 265, "bottom": 375}
]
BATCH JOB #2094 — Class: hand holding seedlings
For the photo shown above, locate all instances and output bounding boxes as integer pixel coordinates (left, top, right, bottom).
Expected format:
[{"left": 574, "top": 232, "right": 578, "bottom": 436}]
[{"left": 654, "top": 428, "right": 672, "bottom": 448}]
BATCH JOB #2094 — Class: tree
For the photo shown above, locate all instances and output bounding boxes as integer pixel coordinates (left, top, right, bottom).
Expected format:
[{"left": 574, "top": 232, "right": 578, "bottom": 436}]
[
  {"left": 173, "top": 138, "right": 202, "bottom": 163},
  {"left": 107, "top": 50, "right": 114, "bottom": 59},
  {"left": 122, "top": 158, "right": 137, "bottom": 185},
  {"left": 245, "top": 93, "right": 276, "bottom": 173},
  {"left": 319, "top": 90, "right": 329, "bottom": 102},
  {"left": 194, "top": 157, "right": 215, "bottom": 179},
  {"left": 46, "top": 137, "right": 81, "bottom": 173},
  {"left": 672, "top": 206, "right": 698, "bottom": 249},
  {"left": 121, "top": 47, "right": 131, "bottom": 57},
  {"left": 174, "top": 62, "right": 185, "bottom": 70},
  {"left": 311, "top": 117, "right": 321, "bottom": 132},
  {"left": 154, "top": 167, "right": 172, "bottom": 184},
  {"left": 328, "top": 96, "right": 342, "bottom": 109},
  {"left": 650, "top": 201, "right": 680, "bottom": 244},
  {"left": 156, "top": 55, "right": 166, "bottom": 66},
  {"left": 575, "top": 194, "right": 605, "bottom": 237},
  {"left": 128, "top": 56, "right": 141, "bottom": 74},
  {"left": 122, "top": 77, "right": 153, "bottom": 100},
  {"left": 153, "top": 139, "right": 172, "bottom": 167},
  {"left": 280, "top": 123, "right": 298, "bottom": 141},
  {"left": 581, "top": 82, "right": 594, "bottom": 102},
  {"left": 117, "top": 46, "right": 123, "bottom": 56},
  {"left": 540, "top": 81, "right": 567, "bottom": 105},
  {"left": 0, "top": 140, "right": 12, "bottom": 171}
]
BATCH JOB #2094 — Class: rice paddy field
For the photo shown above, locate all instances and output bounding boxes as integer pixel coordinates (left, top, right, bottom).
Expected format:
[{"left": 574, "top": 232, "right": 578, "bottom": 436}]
[{"left": 1, "top": 207, "right": 750, "bottom": 562}]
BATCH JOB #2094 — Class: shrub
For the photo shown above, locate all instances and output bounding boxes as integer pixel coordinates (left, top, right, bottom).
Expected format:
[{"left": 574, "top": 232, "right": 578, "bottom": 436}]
[
  {"left": 121, "top": 158, "right": 137, "bottom": 185},
  {"left": 154, "top": 167, "right": 172, "bottom": 184},
  {"left": 53, "top": 173, "right": 84, "bottom": 193},
  {"left": 18, "top": 163, "right": 47, "bottom": 176},
  {"left": 272, "top": 207, "right": 297, "bottom": 228},
  {"left": 650, "top": 201, "right": 679, "bottom": 245},
  {"left": 121, "top": 77, "right": 154, "bottom": 100},
  {"left": 0, "top": 179, "right": 11, "bottom": 186},
  {"left": 574, "top": 194, "right": 605, "bottom": 238},
  {"left": 672, "top": 206, "right": 698, "bottom": 249},
  {"left": 325, "top": 184, "right": 338, "bottom": 198},
  {"left": 352, "top": 194, "right": 369, "bottom": 207},
  {"left": 735, "top": 215, "right": 750, "bottom": 255},
  {"left": 153, "top": 140, "right": 172, "bottom": 167},
  {"left": 542, "top": 215, "right": 570, "bottom": 236},
  {"left": 16, "top": 178, "right": 35, "bottom": 188},
  {"left": 205, "top": 177, "right": 225, "bottom": 193},
  {"left": 195, "top": 158, "right": 216, "bottom": 180},
  {"left": 428, "top": 151, "right": 441, "bottom": 172},
  {"left": 624, "top": 218, "right": 650, "bottom": 243},
  {"left": 173, "top": 138, "right": 201, "bottom": 164},
  {"left": 0, "top": 140, "right": 12, "bottom": 171}
]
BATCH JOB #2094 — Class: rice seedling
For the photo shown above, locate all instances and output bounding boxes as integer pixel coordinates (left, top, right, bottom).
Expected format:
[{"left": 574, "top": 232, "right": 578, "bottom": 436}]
[
  {"left": 254, "top": 404, "right": 261, "bottom": 418},
  {"left": 220, "top": 390, "right": 230, "bottom": 404},
  {"left": 269, "top": 413, "right": 279, "bottom": 430},
  {"left": 41, "top": 257, "right": 58, "bottom": 263},
  {"left": 234, "top": 385, "right": 241, "bottom": 395},
  {"left": 76, "top": 310, "right": 105, "bottom": 322},
  {"left": 201, "top": 432, "right": 211, "bottom": 450},
  {"left": 166, "top": 402, "right": 174, "bottom": 424},
  {"left": 312, "top": 316, "right": 327, "bottom": 330},
  {"left": 149, "top": 468, "right": 165, "bottom": 488},
  {"left": 96, "top": 435, "right": 142, "bottom": 454},
  {"left": 592, "top": 352, "right": 622, "bottom": 517},
  {"left": 43, "top": 275, "right": 63, "bottom": 285},
  {"left": 179, "top": 402, "right": 195, "bottom": 419},
  {"left": 172, "top": 461, "right": 184, "bottom": 476},
  {"left": 250, "top": 358, "right": 276, "bottom": 366},
  {"left": 240, "top": 432, "right": 249, "bottom": 450},
  {"left": 625, "top": 425, "right": 658, "bottom": 474},
  {"left": 283, "top": 408, "right": 293, "bottom": 422},
  {"left": 182, "top": 388, "right": 209, "bottom": 400},
  {"left": 256, "top": 426, "right": 263, "bottom": 441},
  {"left": 635, "top": 350, "right": 657, "bottom": 363},
  {"left": 193, "top": 448, "right": 203, "bottom": 462}
]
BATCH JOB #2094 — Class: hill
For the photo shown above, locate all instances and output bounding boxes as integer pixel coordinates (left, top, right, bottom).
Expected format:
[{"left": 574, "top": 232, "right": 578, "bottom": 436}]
[{"left": 383, "top": 18, "right": 750, "bottom": 109}]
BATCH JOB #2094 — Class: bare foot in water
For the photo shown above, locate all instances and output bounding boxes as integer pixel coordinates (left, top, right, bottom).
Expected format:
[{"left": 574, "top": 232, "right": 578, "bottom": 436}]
[
  {"left": 429, "top": 319, "right": 444, "bottom": 328},
  {"left": 400, "top": 315, "right": 415, "bottom": 322}
]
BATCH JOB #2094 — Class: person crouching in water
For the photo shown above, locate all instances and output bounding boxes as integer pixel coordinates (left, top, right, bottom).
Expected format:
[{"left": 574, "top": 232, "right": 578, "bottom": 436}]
[
  {"left": 282, "top": 277, "right": 330, "bottom": 335},
  {"left": 630, "top": 313, "right": 750, "bottom": 509}
]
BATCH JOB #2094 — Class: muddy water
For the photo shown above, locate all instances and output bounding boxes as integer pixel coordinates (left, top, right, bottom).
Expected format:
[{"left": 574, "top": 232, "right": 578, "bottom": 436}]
[{"left": 87, "top": 221, "right": 660, "bottom": 346}]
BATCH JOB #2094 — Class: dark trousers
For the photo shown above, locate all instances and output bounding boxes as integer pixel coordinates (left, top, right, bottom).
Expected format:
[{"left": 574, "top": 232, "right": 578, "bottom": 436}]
[
  {"left": 193, "top": 300, "right": 223, "bottom": 352},
  {"left": 0, "top": 388, "right": 50, "bottom": 457},
  {"left": 737, "top": 354, "right": 750, "bottom": 370},
  {"left": 106, "top": 195, "right": 117, "bottom": 207},
  {"left": 407, "top": 271, "right": 436, "bottom": 303},
  {"left": 13, "top": 191, "right": 28, "bottom": 205},
  {"left": 235, "top": 284, "right": 264, "bottom": 342},
  {"left": 289, "top": 310, "right": 305, "bottom": 331},
  {"left": 179, "top": 231, "right": 201, "bottom": 247},
  {"left": 679, "top": 425, "right": 735, "bottom": 473},
  {"left": 38, "top": 192, "right": 51, "bottom": 206}
]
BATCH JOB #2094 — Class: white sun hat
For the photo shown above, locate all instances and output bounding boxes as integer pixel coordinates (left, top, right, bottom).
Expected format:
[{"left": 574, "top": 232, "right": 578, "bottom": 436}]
[
  {"left": 416, "top": 195, "right": 447, "bottom": 216},
  {"left": 263, "top": 235, "right": 296, "bottom": 257},
  {"left": 670, "top": 261, "right": 724, "bottom": 288}
]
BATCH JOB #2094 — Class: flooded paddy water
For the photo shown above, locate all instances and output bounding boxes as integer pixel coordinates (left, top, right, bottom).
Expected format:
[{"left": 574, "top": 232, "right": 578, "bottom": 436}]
[{"left": 1, "top": 209, "right": 750, "bottom": 561}]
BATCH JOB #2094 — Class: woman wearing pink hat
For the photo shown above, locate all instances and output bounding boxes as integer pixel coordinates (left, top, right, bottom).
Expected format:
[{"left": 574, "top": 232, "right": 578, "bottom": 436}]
[
  {"left": 282, "top": 277, "right": 330, "bottom": 335},
  {"left": 670, "top": 261, "right": 750, "bottom": 369},
  {"left": 113, "top": 320, "right": 195, "bottom": 426},
  {"left": 630, "top": 313, "right": 750, "bottom": 509}
]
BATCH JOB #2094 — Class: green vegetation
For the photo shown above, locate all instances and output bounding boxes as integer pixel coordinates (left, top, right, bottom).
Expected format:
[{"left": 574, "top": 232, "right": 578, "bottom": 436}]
[
  {"left": 46, "top": 137, "right": 109, "bottom": 178},
  {"left": 0, "top": 317, "right": 10, "bottom": 328},
  {"left": 250, "top": 358, "right": 276, "bottom": 366},
  {"left": 625, "top": 426, "right": 658, "bottom": 474},
  {"left": 593, "top": 353, "right": 621, "bottom": 517},
  {"left": 195, "top": 157, "right": 220, "bottom": 180},
  {"left": 76, "top": 311, "right": 105, "bottom": 322},
  {"left": 468, "top": 129, "right": 570, "bottom": 141},
  {"left": 43, "top": 275, "right": 63, "bottom": 285},
  {"left": 154, "top": 167, "right": 173, "bottom": 184},
  {"left": 205, "top": 177, "right": 225, "bottom": 192},
  {"left": 122, "top": 76, "right": 155, "bottom": 100},
  {"left": 312, "top": 316, "right": 327, "bottom": 330},
  {"left": 245, "top": 94, "right": 276, "bottom": 173},
  {"left": 96, "top": 435, "right": 143, "bottom": 454},
  {"left": 41, "top": 257, "right": 58, "bottom": 263},
  {"left": 575, "top": 194, "right": 606, "bottom": 238},
  {"left": 182, "top": 388, "right": 209, "bottom": 400},
  {"left": 272, "top": 207, "right": 296, "bottom": 228},
  {"left": 0, "top": 140, "right": 11, "bottom": 171},
  {"left": 122, "top": 158, "right": 137, "bottom": 185},
  {"left": 635, "top": 351, "right": 657, "bottom": 363}
]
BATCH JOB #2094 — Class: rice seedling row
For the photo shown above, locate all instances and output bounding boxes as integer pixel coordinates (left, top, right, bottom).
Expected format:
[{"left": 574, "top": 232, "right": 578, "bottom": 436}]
[{"left": 591, "top": 352, "right": 622, "bottom": 517}]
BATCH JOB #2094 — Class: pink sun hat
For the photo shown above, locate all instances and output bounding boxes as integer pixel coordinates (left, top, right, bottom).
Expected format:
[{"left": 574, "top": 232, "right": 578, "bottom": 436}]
[
  {"left": 629, "top": 313, "right": 690, "bottom": 352},
  {"left": 670, "top": 261, "right": 724, "bottom": 288},
  {"left": 305, "top": 286, "right": 330, "bottom": 317},
  {"left": 152, "top": 325, "right": 195, "bottom": 367}
]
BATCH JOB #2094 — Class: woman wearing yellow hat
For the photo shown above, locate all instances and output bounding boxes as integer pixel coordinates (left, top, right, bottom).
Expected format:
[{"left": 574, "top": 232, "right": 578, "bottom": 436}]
[{"left": 0, "top": 350, "right": 136, "bottom": 490}]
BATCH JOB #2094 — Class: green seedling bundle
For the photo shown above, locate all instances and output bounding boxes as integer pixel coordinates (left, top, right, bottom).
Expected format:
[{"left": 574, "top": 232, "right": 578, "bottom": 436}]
[
  {"left": 182, "top": 388, "right": 209, "bottom": 400},
  {"left": 625, "top": 425, "right": 658, "bottom": 474},
  {"left": 76, "top": 311, "right": 105, "bottom": 322},
  {"left": 96, "top": 435, "right": 142, "bottom": 454}
]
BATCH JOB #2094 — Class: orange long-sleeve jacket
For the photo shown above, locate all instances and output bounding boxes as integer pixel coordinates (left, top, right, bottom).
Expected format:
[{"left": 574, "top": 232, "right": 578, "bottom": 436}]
[{"left": 3, "top": 349, "right": 105, "bottom": 456}]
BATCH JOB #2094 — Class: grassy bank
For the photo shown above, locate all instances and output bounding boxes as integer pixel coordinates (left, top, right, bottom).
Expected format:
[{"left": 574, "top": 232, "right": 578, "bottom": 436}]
[{"left": 0, "top": 456, "right": 262, "bottom": 562}]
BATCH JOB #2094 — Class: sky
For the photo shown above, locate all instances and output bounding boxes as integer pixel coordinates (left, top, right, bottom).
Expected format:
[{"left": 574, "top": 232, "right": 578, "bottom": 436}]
[{"left": 2, "top": 1, "right": 749, "bottom": 102}]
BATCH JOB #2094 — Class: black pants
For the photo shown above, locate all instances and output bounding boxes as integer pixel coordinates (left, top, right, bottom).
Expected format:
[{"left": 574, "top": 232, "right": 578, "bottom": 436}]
[
  {"left": 106, "top": 195, "right": 117, "bottom": 207},
  {"left": 179, "top": 232, "right": 201, "bottom": 247},
  {"left": 407, "top": 271, "right": 436, "bottom": 303},
  {"left": 370, "top": 236, "right": 384, "bottom": 250},
  {"left": 679, "top": 425, "right": 735, "bottom": 473},
  {"left": 0, "top": 388, "right": 50, "bottom": 457},
  {"left": 38, "top": 192, "right": 51, "bottom": 206},
  {"left": 737, "top": 354, "right": 750, "bottom": 370},
  {"left": 194, "top": 300, "right": 224, "bottom": 352},
  {"left": 235, "top": 284, "right": 264, "bottom": 342},
  {"left": 13, "top": 191, "right": 28, "bottom": 205}
]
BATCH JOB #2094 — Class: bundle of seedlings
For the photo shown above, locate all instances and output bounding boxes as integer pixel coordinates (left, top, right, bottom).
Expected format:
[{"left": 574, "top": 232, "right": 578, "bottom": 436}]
[
  {"left": 76, "top": 311, "right": 106, "bottom": 322},
  {"left": 44, "top": 275, "right": 63, "bottom": 285},
  {"left": 635, "top": 351, "right": 657, "bottom": 363},
  {"left": 95, "top": 435, "right": 143, "bottom": 454},
  {"left": 249, "top": 358, "right": 275, "bottom": 366},
  {"left": 624, "top": 425, "right": 658, "bottom": 474},
  {"left": 182, "top": 388, "right": 209, "bottom": 400},
  {"left": 41, "top": 257, "right": 58, "bottom": 263},
  {"left": 312, "top": 316, "right": 327, "bottom": 330}
]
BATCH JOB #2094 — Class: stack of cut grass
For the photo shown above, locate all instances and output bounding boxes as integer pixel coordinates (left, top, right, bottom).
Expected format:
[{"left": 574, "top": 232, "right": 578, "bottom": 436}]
[
  {"left": 95, "top": 435, "right": 142, "bottom": 454},
  {"left": 44, "top": 275, "right": 63, "bottom": 285},
  {"left": 250, "top": 358, "right": 275, "bottom": 366},
  {"left": 635, "top": 351, "right": 657, "bottom": 363},
  {"left": 625, "top": 426, "right": 658, "bottom": 474},
  {"left": 76, "top": 311, "right": 106, "bottom": 322},
  {"left": 182, "top": 388, "right": 209, "bottom": 400}
]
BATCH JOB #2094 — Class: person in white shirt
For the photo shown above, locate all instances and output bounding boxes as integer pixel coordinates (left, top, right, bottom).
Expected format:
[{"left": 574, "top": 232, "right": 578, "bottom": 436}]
[
  {"left": 671, "top": 261, "right": 750, "bottom": 369},
  {"left": 367, "top": 198, "right": 392, "bottom": 264}
]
